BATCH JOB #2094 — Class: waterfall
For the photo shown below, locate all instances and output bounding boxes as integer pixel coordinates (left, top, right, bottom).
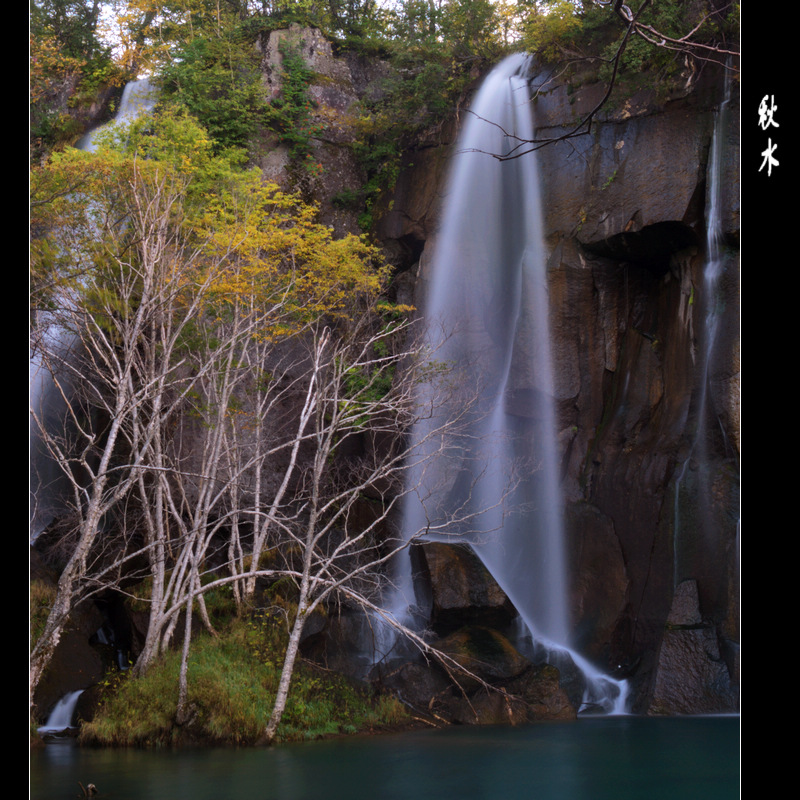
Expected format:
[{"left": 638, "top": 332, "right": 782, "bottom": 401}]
[
  {"left": 377, "top": 54, "right": 627, "bottom": 713},
  {"left": 30, "top": 79, "right": 158, "bottom": 543},
  {"left": 672, "top": 70, "right": 733, "bottom": 584},
  {"left": 76, "top": 78, "right": 159, "bottom": 152},
  {"left": 38, "top": 690, "right": 84, "bottom": 734}
]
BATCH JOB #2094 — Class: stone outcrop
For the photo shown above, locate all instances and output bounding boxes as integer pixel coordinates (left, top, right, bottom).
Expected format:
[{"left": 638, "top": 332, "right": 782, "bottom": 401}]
[
  {"left": 373, "top": 543, "right": 576, "bottom": 724},
  {"left": 418, "top": 543, "right": 517, "bottom": 634},
  {"left": 648, "top": 580, "right": 737, "bottom": 714},
  {"left": 256, "top": 24, "right": 392, "bottom": 237}
]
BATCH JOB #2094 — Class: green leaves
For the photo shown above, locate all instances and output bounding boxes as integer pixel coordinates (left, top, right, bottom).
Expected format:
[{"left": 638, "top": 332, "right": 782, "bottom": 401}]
[
  {"left": 520, "top": 1, "right": 583, "bottom": 62},
  {"left": 264, "top": 41, "right": 323, "bottom": 172},
  {"left": 160, "top": 28, "right": 270, "bottom": 152}
]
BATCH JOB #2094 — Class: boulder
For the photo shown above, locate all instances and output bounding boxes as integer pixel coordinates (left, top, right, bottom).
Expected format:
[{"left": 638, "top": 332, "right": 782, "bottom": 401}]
[
  {"left": 648, "top": 581, "right": 738, "bottom": 715},
  {"left": 433, "top": 626, "right": 530, "bottom": 691},
  {"left": 418, "top": 543, "right": 517, "bottom": 634}
]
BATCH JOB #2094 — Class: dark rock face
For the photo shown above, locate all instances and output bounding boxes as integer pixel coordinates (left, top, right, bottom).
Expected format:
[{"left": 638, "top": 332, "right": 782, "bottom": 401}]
[
  {"left": 537, "top": 68, "right": 738, "bottom": 712},
  {"left": 31, "top": 563, "right": 106, "bottom": 725},
  {"left": 418, "top": 543, "right": 517, "bottom": 634},
  {"left": 564, "top": 502, "right": 628, "bottom": 665},
  {"left": 648, "top": 581, "right": 737, "bottom": 714}
]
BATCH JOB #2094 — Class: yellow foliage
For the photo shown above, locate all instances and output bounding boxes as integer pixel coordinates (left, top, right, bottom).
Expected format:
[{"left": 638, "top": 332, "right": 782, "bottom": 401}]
[
  {"left": 522, "top": 1, "right": 582, "bottom": 62},
  {"left": 31, "top": 113, "right": 389, "bottom": 348},
  {"left": 30, "top": 34, "right": 85, "bottom": 105}
]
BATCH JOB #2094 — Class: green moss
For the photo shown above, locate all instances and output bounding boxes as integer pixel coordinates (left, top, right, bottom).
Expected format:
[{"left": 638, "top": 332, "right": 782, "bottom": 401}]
[{"left": 80, "top": 611, "right": 408, "bottom": 747}]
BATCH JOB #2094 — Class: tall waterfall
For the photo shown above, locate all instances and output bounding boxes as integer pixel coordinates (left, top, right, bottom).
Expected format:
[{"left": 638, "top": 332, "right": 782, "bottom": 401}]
[
  {"left": 30, "top": 79, "right": 158, "bottom": 542},
  {"left": 379, "top": 54, "right": 627, "bottom": 713},
  {"left": 673, "top": 70, "right": 733, "bottom": 584}
]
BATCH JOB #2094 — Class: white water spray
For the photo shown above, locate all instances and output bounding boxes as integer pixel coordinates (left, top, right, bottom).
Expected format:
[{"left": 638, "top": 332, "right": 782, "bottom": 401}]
[
  {"left": 38, "top": 690, "right": 84, "bottom": 734},
  {"left": 672, "top": 71, "right": 733, "bottom": 584},
  {"left": 376, "top": 54, "right": 627, "bottom": 714}
]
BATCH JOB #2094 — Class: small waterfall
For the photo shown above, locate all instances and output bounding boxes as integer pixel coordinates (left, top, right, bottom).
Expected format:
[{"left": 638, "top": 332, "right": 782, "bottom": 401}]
[
  {"left": 38, "top": 690, "right": 84, "bottom": 734},
  {"left": 77, "top": 78, "right": 159, "bottom": 152},
  {"left": 30, "top": 79, "right": 158, "bottom": 543},
  {"left": 672, "top": 71, "right": 733, "bottom": 584},
  {"left": 376, "top": 54, "right": 627, "bottom": 713}
]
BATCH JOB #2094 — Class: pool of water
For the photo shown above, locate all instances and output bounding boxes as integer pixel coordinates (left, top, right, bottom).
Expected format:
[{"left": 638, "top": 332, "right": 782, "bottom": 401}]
[{"left": 31, "top": 715, "right": 739, "bottom": 800}]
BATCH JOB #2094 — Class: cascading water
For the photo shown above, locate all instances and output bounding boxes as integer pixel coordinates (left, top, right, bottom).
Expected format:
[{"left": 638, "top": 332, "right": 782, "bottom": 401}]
[
  {"left": 672, "top": 70, "right": 733, "bottom": 584},
  {"left": 38, "top": 690, "right": 84, "bottom": 734},
  {"left": 77, "top": 78, "right": 158, "bottom": 152},
  {"left": 376, "top": 54, "right": 627, "bottom": 713},
  {"left": 30, "top": 79, "right": 158, "bottom": 543}
]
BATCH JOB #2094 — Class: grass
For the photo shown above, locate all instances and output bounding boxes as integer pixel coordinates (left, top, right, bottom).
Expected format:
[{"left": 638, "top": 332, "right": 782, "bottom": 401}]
[
  {"left": 79, "top": 609, "right": 408, "bottom": 747},
  {"left": 30, "top": 580, "right": 57, "bottom": 648}
]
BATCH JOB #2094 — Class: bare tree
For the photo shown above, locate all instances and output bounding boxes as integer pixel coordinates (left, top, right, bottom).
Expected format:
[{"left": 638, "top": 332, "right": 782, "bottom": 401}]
[
  {"left": 250, "top": 313, "right": 520, "bottom": 744},
  {"left": 30, "top": 139, "right": 519, "bottom": 739},
  {"left": 29, "top": 153, "right": 300, "bottom": 699},
  {"left": 30, "top": 161, "right": 203, "bottom": 699}
]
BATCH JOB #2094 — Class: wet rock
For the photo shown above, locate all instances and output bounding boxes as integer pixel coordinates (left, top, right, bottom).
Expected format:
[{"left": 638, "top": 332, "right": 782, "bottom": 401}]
[
  {"left": 433, "top": 626, "right": 530, "bottom": 690},
  {"left": 565, "top": 502, "right": 628, "bottom": 664},
  {"left": 439, "top": 662, "right": 575, "bottom": 725},
  {"left": 418, "top": 543, "right": 517, "bottom": 634},
  {"left": 506, "top": 664, "right": 576, "bottom": 722},
  {"left": 380, "top": 661, "right": 453, "bottom": 710},
  {"left": 648, "top": 580, "right": 738, "bottom": 715}
]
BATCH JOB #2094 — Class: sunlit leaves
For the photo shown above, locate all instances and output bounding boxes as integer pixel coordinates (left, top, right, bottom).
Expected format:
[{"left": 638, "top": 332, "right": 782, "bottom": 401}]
[
  {"left": 159, "top": 28, "right": 270, "bottom": 152},
  {"left": 31, "top": 100, "right": 389, "bottom": 355},
  {"left": 519, "top": 0, "right": 582, "bottom": 62}
]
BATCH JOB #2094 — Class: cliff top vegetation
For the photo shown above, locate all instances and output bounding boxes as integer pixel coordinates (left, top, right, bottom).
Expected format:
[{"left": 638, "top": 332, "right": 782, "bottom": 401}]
[{"left": 31, "top": 2, "right": 739, "bottom": 161}]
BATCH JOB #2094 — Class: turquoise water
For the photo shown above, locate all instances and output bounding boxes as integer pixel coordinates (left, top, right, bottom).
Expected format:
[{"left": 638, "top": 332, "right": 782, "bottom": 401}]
[{"left": 31, "top": 716, "right": 739, "bottom": 800}]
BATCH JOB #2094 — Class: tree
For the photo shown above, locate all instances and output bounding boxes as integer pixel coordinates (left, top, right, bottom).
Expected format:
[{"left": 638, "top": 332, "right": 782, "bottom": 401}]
[
  {"left": 30, "top": 0, "right": 125, "bottom": 154},
  {"left": 30, "top": 153, "right": 196, "bottom": 699},
  {"left": 30, "top": 0, "right": 105, "bottom": 59},
  {"left": 483, "top": 0, "right": 739, "bottom": 161},
  {"left": 30, "top": 102, "right": 511, "bottom": 741},
  {"left": 28, "top": 107, "right": 386, "bottom": 702},
  {"left": 30, "top": 121, "right": 514, "bottom": 736},
  {"left": 146, "top": 301, "right": 511, "bottom": 743},
  {"left": 254, "top": 311, "right": 475, "bottom": 743}
]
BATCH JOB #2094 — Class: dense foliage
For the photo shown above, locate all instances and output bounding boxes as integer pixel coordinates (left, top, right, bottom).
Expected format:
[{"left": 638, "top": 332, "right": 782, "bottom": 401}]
[{"left": 31, "top": 1, "right": 739, "bottom": 203}]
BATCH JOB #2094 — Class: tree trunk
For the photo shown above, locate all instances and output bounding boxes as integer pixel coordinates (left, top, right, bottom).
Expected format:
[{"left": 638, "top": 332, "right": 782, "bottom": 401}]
[
  {"left": 260, "top": 598, "right": 307, "bottom": 745},
  {"left": 175, "top": 575, "right": 196, "bottom": 726}
]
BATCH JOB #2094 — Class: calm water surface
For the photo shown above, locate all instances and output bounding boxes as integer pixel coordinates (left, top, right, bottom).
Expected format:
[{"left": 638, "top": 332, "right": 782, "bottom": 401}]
[{"left": 31, "top": 716, "right": 739, "bottom": 800}]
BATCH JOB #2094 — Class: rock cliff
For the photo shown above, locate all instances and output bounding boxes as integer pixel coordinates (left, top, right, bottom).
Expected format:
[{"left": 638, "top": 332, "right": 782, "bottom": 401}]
[{"left": 377, "top": 58, "right": 739, "bottom": 715}]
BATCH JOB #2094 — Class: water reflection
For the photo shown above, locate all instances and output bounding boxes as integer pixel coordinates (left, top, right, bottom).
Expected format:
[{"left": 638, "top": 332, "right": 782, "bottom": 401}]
[{"left": 32, "top": 717, "right": 738, "bottom": 800}]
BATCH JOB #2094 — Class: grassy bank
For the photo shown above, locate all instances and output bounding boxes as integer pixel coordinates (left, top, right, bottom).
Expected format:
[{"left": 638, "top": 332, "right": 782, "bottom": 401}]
[{"left": 79, "top": 611, "right": 408, "bottom": 747}]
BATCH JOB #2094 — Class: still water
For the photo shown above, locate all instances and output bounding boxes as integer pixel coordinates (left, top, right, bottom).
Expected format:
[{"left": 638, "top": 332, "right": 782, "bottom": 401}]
[{"left": 31, "top": 716, "right": 739, "bottom": 800}]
